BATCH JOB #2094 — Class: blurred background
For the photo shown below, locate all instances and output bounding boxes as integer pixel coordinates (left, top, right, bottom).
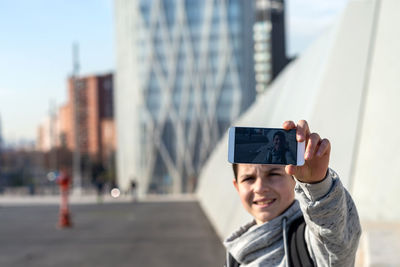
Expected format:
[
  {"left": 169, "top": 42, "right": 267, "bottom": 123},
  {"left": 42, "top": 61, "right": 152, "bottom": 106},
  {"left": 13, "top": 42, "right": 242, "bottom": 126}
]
[
  {"left": 3, "top": 0, "right": 396, "bottom": 266},
  {"left": 0, "top": 0, "right": 346, "bottom": 197}
]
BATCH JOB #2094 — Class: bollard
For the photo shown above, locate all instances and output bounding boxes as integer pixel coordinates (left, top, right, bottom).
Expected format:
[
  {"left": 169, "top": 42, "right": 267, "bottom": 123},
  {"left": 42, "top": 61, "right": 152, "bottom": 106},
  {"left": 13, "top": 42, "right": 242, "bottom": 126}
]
[{"left": 57, "top": 169, "right": 72, "bottom": 228}]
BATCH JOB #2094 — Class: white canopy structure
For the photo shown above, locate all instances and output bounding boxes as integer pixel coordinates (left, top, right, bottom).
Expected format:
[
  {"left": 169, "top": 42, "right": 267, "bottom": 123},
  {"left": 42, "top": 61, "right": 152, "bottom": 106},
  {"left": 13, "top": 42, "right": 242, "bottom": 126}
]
[{"left": 197, "top": 0, "right": 400, "bottom": 265}]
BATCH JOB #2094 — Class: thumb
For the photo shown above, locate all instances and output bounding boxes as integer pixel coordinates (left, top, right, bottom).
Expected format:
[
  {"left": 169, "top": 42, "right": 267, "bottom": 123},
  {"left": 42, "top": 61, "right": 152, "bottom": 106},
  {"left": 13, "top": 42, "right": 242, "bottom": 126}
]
[{"left": 285, "top": 165, "right": 297, "bottom": 176}]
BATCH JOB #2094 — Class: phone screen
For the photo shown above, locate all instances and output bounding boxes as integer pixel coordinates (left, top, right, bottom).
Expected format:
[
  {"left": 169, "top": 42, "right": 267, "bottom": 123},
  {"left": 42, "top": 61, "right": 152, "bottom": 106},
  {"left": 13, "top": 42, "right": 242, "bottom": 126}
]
[{"left": 230, "top": 127, "right": 298, "bottom": 165}]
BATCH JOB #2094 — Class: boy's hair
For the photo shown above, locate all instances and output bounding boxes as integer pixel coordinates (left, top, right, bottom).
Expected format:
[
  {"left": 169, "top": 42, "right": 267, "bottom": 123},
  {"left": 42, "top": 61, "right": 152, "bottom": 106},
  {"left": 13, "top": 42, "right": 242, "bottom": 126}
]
[
  {"left": 232, "top": 163, "right": 294, "bottom": 182},
  {"left": 232, "top": 163, "right": 238, "bottom": 181}
]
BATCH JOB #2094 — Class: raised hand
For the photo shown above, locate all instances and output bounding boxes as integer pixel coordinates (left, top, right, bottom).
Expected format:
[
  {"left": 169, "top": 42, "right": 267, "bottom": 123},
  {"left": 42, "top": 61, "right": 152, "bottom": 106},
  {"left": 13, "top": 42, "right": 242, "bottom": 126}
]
[{"left": 283, "top": 120, "right": 330, "bottom": 183}]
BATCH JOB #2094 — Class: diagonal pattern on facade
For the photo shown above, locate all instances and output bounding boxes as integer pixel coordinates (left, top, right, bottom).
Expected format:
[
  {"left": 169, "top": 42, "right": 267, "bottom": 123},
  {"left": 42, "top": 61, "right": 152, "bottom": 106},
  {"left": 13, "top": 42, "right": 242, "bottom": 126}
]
[{"left": 115, "top": 0, "right": 255, "bottom": 194}]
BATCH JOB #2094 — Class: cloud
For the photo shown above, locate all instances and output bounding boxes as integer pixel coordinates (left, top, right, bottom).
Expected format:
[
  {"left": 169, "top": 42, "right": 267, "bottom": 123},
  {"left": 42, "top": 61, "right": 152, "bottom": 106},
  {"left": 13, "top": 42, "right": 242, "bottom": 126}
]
[
  {"left": 0, "top": 88, "right": 21, "bottom": 103},
  {"left": 288, "top": 0, "right": 349, "bottom": 18},
  {"left": 289, "top": 14, "right": 334, "bottom": 37},
  {"left": 287, "top": 0, "right": 349, "bottom": 34},
  {"left": 286, "top": 0, "right": 349, "bottom": 55}
]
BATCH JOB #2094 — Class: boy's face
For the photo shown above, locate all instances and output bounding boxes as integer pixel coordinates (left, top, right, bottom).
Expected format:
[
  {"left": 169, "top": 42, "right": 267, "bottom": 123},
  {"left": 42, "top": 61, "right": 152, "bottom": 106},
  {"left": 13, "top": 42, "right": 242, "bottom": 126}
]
[{"left": 233, "top": 164, "right": 295, "bottom": 225}]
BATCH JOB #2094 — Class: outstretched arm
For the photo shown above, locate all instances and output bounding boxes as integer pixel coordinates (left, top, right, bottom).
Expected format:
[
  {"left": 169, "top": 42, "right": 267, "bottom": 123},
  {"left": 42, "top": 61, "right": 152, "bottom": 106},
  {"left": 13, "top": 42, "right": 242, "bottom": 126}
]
[{"left": 283, "top": 120, "right": 361, "bottom": 266}]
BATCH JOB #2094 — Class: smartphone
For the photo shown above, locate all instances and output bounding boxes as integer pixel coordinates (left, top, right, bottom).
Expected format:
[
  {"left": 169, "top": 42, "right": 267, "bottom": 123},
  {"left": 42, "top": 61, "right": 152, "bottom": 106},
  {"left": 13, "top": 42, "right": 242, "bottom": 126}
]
[{"left": 228, "top": 126, "right": 305, "bottom": 166}]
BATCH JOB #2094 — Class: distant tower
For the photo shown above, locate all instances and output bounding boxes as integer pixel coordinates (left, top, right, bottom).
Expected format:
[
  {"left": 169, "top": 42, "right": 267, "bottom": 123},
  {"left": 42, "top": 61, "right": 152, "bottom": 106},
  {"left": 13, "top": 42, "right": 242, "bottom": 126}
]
[
  {"left": 254, "top": 0, "right": 289, "bottom": 93},
  {"left": 0, "top": 113, "right": 3, "bottom": 149},
  {"left": 0, "top": 113, "right": 3, "bottom": 172}
]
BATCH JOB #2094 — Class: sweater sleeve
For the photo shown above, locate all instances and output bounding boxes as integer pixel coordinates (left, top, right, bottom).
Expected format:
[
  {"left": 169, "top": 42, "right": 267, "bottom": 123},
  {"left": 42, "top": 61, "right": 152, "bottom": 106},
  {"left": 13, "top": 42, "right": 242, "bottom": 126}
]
[{"left": 294, "top": 168, "right": 362, "bottom": 267}]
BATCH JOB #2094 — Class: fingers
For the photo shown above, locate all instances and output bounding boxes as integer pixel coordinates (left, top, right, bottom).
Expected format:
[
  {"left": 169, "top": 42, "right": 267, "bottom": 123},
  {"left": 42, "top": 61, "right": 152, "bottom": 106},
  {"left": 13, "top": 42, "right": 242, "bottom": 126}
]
[
  {"left": 316, "top": 138, "right": 331, "bottom": 157},
  {"left": 296, "top": 120, "right": 310, "bottom": 143},
  {"left": 285, "top": 164, "right": 297, "bottom": 176},
  {"left": 283, "top": 120, "right": 331, "bottom": 183},
  {"left": 283, "top": 120, "right": 330, "bottom": 159},
  {"left": 305, "top": 133, "right": 320, "bottom": 160},
  {"left": 305, "top": 135, "right": 331, "bottom": 160},
  {"left": 282, "top": 120, "right": 296, "bottom": 130}
]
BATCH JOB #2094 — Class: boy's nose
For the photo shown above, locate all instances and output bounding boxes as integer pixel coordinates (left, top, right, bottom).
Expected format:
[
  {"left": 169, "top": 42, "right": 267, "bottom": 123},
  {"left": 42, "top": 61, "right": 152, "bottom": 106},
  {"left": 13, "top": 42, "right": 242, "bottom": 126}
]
[{"left": 253, "top": 177, "right": 269, "bottom": 193}]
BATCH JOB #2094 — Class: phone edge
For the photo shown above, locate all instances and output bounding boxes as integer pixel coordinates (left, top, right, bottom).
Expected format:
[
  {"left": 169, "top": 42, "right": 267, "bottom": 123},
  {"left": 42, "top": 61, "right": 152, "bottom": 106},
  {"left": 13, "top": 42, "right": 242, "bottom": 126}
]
[
  {"left": 228, "top": 127, "right": 235, "bottom": 163},
  {"left": 297, "top": 141, "right": 305, "bottom": 166}
]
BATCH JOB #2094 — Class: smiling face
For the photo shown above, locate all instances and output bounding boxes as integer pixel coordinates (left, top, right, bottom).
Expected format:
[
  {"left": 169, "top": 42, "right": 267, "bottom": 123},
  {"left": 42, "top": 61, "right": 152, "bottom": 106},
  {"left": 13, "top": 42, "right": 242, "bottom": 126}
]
[{"left": 233, "top": 164, "right": 295, "bottom": 225}]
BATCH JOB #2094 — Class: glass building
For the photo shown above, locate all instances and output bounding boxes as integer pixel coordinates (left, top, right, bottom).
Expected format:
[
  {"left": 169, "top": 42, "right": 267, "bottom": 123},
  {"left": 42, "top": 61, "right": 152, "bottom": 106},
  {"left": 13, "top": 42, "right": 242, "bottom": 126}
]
[{"left": 115, "top": 0, "right": 256, "bottom": 195}]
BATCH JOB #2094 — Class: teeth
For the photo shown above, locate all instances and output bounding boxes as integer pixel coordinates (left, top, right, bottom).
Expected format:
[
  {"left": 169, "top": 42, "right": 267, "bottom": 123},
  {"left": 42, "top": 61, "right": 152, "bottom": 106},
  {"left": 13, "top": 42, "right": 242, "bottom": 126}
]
[{"left": 257, "top": 200, "right": 273, "bottom": 205}]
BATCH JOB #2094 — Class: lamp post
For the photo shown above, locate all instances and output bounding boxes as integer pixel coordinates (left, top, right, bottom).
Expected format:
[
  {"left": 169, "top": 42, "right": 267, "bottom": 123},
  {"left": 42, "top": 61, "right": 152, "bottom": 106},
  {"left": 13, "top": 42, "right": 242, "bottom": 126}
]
[
  {"left": 72, "top": 43, "right": 82, "bottom": 195},
  {"left": 49, "top": 100, "right": 57, "bottom": 172},
  {"left": 0, "top": 114, "right": 3, "bottom": 181}
]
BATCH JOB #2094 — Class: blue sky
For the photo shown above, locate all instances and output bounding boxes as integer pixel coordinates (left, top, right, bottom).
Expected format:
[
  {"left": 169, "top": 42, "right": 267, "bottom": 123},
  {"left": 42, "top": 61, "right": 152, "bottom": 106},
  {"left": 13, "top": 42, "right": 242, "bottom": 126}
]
[{"left": 0, "top": 0, "right": 348, "bottom": 143}]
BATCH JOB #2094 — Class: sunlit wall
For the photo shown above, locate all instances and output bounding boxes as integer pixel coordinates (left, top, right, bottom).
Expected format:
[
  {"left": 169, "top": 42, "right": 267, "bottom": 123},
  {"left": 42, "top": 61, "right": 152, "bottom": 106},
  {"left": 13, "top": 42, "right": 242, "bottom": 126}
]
[{"left": 197, "top": 0, "right": 400, "bottom": 265}]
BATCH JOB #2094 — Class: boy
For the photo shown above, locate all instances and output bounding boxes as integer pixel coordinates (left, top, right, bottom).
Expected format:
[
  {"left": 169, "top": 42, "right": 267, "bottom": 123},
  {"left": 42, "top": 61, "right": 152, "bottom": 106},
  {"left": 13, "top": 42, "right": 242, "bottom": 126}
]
[{"left": 224, "top": 120, "right": 361, "bottom": 266}]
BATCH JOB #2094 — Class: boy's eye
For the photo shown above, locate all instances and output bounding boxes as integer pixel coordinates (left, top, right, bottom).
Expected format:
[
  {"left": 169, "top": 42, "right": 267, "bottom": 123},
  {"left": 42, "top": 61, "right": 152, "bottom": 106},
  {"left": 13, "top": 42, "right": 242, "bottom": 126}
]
[
  {"left": 269, "top": 173, "right": 284, "bottom": 182},
  {"left": 242, "top": 176, "right": 254, "bottom": 182},
  {"left": 270, "top": 173, "right": 281, "bottom": 176}
]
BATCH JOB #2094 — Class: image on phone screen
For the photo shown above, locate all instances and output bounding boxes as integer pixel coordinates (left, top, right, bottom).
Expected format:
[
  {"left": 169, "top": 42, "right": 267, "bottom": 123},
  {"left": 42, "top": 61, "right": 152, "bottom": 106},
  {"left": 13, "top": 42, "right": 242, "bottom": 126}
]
[{"left": 228, "top": 127, "right": 304, "bottom": 165}]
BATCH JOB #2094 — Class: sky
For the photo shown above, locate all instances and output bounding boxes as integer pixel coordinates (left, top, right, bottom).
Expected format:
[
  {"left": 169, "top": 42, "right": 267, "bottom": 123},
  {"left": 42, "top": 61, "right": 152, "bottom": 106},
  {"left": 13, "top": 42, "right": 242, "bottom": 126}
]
[{"left": 0, "top": 0, "right": 348, "bottom": 143}]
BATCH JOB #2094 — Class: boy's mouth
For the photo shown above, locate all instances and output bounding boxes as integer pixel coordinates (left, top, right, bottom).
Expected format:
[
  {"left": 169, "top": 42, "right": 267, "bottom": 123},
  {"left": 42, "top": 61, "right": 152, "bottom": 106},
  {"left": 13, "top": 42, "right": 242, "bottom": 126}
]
[{"left": 253, "top": 199, "right": 275, "bottom": 207}]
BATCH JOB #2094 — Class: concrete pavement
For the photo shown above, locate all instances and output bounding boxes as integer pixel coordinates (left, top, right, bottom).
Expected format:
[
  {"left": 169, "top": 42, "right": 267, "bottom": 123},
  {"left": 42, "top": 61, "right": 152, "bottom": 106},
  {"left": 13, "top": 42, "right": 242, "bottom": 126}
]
[
  {"left": 0, "top": 193, "right": 197, "bottom": 206},
  {"left": 0, "top": 199, "right": 225, "bottom": 267}
]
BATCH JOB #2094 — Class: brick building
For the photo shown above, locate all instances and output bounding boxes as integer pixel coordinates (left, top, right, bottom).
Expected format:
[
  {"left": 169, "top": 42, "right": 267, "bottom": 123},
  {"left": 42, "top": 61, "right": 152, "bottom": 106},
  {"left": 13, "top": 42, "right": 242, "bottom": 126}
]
[
  {"left": 66, "top": 73, "right": 115, "bottom": 163},
  {"left": 37, "top": 73, "right": 115, "bottom": 166}
]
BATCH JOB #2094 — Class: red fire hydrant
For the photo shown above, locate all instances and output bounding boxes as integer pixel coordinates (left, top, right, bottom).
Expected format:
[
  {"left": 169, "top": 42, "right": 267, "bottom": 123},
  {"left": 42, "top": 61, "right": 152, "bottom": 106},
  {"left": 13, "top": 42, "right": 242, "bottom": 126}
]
[{"left": 57, "top": 169, "right": 72, "bottom": 228}]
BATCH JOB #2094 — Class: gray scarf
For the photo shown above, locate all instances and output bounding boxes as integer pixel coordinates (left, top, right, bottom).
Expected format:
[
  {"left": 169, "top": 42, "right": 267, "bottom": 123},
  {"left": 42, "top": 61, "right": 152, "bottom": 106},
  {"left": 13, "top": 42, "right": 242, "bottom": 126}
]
[{"left": 224, "top": 201, "right": 302, "bottom": 266}]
